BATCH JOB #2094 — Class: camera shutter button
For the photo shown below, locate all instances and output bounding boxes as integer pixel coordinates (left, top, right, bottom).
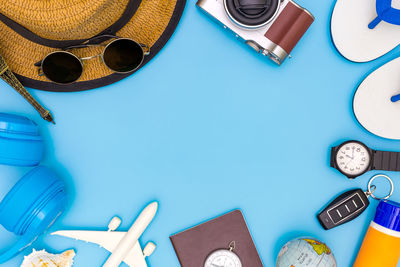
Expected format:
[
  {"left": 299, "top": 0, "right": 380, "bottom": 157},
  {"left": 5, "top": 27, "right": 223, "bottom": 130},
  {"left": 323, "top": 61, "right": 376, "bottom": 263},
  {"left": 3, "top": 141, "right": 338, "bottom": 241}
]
[{"left": 246, "top": 40, "right": 261, "bottom": 53}]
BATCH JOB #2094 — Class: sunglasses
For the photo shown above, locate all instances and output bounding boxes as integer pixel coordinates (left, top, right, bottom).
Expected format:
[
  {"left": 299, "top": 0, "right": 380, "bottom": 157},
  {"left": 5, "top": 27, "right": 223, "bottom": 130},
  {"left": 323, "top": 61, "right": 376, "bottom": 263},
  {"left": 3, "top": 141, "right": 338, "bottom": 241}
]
[{"left": 35, "top": 35, "right": 150, "bottom": 84}]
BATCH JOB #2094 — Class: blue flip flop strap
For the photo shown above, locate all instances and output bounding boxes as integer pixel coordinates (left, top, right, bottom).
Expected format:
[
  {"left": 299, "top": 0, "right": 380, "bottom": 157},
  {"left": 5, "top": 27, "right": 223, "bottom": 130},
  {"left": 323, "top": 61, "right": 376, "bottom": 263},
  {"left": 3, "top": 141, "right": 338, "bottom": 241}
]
[
  {"left": 391, "top": 93, "right": 400, "bottom": 102},
  {"left": 369, "top": 0, "right": 400, "bottom": 29}
]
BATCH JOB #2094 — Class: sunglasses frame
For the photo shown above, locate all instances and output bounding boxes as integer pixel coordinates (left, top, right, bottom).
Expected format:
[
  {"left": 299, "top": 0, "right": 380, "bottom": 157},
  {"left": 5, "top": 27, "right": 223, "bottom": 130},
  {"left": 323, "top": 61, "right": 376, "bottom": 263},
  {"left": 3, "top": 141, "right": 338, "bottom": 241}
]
[{"left": 37, "top": 36, "right": 150, "bottom": 84}]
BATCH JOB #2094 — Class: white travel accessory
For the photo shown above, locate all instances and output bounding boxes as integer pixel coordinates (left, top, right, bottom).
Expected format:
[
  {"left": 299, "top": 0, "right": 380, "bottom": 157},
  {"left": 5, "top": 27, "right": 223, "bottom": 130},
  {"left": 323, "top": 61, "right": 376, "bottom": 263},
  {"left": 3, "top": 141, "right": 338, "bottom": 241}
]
[
  {"left": 353, "top": 57, "right": 400, "bottom": 139},
  {"left": 51, "top": 202, "right": 158, "bottom": 267},
  {"left": 204, "top": 241, "right": 242, "bottom": 267},
  {"left": 331, "top": 0, "right": 400, "bottom": 62}
]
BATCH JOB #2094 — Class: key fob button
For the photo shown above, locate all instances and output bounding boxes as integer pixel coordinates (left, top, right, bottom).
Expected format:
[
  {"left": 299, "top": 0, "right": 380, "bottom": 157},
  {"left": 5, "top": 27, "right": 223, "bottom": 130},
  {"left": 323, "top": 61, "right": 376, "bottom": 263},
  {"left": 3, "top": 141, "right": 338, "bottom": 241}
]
[{"left": 328, "top": 208, "right": 343, "bottom": 224}]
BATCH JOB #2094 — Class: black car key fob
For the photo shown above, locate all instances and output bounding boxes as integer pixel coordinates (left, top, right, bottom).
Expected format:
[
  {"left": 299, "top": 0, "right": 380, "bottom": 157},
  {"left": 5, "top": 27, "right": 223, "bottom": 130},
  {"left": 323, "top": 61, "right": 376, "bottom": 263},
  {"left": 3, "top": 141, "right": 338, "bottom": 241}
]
[{"left": 317, "top": 189, "right": 370, "bottom": 230}]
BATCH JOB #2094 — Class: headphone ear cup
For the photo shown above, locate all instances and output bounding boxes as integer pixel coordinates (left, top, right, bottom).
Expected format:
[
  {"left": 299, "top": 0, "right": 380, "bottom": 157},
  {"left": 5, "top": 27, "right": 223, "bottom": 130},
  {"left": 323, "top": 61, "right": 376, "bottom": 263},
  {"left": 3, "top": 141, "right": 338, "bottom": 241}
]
[
  {"left": 0, "top": 113, "right": 44, "bottom": 167},
  {"left": 0, "top": 166, "right": 67, "bottom": 263},
  {"left": 0, "top": 231, "right": 38, "bottom": 264},
  {"left": 0, "top": 135, "right": 44, "bottom": 166}
]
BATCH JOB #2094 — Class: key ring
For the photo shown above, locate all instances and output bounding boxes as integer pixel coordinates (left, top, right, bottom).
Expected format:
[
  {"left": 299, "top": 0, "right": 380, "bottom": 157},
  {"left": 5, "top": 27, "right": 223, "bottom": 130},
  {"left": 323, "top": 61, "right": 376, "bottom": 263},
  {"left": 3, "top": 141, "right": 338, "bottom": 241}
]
[{"left": 367, "top": 174, "right": 394, "bottom": 200}]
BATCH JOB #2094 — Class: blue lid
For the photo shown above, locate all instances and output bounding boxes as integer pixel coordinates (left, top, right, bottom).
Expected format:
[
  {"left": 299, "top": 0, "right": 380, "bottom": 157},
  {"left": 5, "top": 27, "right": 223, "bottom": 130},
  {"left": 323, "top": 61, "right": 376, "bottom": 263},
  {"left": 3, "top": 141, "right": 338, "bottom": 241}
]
[
  {"left": 373, "top": 200, "right": 400, "bottom": 232},
  {"left": 0, "top": 113, "right": 40, "bottom": 137}
]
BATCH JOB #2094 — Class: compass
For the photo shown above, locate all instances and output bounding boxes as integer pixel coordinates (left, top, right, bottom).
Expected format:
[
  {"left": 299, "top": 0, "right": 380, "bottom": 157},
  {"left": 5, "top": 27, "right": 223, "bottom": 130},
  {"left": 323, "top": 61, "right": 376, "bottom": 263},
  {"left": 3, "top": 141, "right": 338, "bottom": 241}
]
[{"left": 204, "top": 241, "right": 242, "bottom": 267}]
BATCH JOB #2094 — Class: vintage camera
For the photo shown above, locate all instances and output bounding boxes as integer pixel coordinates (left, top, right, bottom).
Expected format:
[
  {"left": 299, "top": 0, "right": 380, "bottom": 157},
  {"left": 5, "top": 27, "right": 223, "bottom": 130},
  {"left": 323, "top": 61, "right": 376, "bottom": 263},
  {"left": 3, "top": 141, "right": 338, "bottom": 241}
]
[{"left": 196, "top": 0, "right": 314, "bottom": 65}]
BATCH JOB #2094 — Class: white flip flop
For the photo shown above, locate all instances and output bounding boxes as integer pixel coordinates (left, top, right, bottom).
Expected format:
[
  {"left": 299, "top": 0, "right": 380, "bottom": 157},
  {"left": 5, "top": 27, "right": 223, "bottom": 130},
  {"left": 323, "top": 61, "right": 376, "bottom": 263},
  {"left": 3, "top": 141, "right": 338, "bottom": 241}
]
[
  {"left": 331, "top": 0, "right": 400, "bottom": 62},
  {"left": 353, "top": 57, "right": 400, "bottom": 139}
]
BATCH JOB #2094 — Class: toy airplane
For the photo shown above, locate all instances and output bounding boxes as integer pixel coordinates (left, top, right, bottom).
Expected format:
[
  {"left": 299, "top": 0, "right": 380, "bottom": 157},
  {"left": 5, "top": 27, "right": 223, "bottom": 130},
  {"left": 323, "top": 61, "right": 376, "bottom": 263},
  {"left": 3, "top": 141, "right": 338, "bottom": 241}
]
[{"left": 51, "top": 202, "right": 158, "bottom": 267}]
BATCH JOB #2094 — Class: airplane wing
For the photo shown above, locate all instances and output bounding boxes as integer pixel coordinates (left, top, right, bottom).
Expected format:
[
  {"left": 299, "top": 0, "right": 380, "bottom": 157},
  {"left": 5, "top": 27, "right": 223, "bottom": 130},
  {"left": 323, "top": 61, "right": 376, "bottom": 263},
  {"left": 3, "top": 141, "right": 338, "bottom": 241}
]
[{"left": 51, "top": 231, "right": 147, "bottom": 267}]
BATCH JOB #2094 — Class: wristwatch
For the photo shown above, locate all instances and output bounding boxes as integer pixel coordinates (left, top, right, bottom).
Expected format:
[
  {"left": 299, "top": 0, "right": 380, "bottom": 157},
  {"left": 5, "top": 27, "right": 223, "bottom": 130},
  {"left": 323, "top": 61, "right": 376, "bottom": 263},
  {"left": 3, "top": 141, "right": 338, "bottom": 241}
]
[{"left": 330, "top": 140, "right": 400, "bottom": 179}]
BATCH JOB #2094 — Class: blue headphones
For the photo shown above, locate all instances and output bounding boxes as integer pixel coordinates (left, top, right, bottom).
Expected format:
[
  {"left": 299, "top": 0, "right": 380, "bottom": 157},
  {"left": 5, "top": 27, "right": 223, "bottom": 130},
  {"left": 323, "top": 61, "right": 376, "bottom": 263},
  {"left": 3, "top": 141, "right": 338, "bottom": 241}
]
[
  {"left": 369, "top": 0, "right": 400, "bottom": 29},
  {"left": 0, "top": 113, "right": 67, "bottom": 263}
]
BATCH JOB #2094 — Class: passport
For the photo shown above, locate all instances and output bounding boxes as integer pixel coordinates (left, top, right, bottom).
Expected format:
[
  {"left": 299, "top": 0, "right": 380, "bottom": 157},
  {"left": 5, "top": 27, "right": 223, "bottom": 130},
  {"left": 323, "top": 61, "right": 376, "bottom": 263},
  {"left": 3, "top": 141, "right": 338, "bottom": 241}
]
[{"left": 170, "top": 210, "right": 264, "bottom": 267}]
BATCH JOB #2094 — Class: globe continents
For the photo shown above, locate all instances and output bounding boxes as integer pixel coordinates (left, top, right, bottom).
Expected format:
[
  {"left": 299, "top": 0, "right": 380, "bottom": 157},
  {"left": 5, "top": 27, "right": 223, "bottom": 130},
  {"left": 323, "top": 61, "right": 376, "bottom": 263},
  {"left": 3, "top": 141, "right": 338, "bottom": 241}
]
[{"left": 276, "top": 237, "right": 337, "bottom": 267}]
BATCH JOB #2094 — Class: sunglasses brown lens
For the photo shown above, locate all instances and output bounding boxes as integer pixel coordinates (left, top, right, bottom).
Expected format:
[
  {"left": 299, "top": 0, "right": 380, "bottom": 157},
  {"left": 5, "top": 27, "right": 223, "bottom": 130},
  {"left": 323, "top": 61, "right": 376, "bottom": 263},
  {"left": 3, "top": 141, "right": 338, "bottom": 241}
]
[
  {"left": 103, "top": 39, "right": 144, "bottom": 73},
  {"left": 42, "top": 52, "right": 83, "bottom": 84}
]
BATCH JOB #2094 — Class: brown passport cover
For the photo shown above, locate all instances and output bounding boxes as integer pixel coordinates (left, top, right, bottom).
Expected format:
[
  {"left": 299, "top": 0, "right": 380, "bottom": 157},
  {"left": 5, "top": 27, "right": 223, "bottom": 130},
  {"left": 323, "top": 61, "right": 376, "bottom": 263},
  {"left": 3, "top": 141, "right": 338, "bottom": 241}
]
[{"left": 170, "top": 210, "right": 264, "bottom": 267}]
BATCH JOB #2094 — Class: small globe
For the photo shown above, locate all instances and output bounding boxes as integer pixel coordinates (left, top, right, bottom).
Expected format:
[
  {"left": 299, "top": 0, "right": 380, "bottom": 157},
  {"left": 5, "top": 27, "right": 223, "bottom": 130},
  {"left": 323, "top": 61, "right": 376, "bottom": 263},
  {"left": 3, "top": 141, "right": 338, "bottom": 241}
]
[{"left": 276, "top": 237, "right": 337, "bottom": 267}]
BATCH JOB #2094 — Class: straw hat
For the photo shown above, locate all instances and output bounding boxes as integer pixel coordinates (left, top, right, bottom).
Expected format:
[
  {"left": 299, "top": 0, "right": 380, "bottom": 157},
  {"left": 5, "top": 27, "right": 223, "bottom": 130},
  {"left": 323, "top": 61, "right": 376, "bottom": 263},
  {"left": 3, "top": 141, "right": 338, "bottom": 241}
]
[{"left": 0, "top": 0, "right": 186, "bottom": 92}]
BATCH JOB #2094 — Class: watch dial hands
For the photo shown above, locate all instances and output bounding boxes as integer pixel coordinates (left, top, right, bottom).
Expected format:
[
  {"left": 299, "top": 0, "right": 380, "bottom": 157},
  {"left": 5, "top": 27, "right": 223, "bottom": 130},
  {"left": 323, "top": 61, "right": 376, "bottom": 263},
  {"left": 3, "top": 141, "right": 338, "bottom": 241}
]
[{"left": 335, "top": 142, "right": 371, "bottom": 177}]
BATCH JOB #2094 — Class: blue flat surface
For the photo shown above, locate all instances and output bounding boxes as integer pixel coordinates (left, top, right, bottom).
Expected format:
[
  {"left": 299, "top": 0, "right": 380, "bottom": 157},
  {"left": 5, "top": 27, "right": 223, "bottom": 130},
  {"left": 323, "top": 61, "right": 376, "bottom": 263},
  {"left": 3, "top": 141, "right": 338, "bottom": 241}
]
[{"left": 1, "top": 1, "right": 400, "bottom": 266}]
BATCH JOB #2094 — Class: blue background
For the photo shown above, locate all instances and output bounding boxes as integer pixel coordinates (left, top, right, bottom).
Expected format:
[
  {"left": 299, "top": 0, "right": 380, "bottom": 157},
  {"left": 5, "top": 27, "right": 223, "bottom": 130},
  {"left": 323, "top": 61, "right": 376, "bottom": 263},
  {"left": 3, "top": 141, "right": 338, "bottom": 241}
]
[{"left": 1, "top": 0, "right": 400, "bottom": 266}]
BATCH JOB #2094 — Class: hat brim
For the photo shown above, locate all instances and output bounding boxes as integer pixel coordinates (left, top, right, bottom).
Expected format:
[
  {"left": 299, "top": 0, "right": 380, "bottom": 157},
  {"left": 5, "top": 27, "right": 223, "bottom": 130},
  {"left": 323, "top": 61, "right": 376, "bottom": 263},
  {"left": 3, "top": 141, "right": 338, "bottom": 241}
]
[{"left": 0, "top": 0, "right": 186, "bottom": 92}]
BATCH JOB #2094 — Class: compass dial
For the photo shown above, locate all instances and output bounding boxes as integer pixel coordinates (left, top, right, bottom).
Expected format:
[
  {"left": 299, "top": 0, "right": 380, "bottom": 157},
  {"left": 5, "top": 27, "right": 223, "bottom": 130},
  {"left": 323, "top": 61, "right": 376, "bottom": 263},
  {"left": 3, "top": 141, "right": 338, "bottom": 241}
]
[
  {"left": 204, "top": 249, "right": 242, "bottom": 267},
  {"left": 335, "top": 141, "right": 371, "bottom": 177}
]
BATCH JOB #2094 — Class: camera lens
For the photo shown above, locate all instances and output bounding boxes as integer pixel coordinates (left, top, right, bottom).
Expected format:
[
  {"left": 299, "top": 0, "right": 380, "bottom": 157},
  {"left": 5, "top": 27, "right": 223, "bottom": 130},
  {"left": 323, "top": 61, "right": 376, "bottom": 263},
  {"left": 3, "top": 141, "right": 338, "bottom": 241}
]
[{"left": 224, "top": 0, "right": 280, "bottom": 28}]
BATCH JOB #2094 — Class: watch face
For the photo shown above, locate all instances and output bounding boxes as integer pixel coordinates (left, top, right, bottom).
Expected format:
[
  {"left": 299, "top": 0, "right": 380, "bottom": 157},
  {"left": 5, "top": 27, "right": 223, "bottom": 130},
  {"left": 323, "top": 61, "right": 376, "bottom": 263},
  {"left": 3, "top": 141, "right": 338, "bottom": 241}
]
[
  {"left": 335, "top": 141, "right": 371, "bottom": 177},
  {"left": 204, "top": 249, "right": 242, "bottom": 267}
]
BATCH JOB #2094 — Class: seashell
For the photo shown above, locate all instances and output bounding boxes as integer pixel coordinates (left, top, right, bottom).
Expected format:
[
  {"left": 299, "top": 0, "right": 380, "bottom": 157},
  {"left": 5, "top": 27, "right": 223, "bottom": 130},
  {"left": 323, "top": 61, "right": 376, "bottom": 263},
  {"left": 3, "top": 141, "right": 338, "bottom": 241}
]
[{"left": 21, "top": 249, "right": 75, "bottom": 267}]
